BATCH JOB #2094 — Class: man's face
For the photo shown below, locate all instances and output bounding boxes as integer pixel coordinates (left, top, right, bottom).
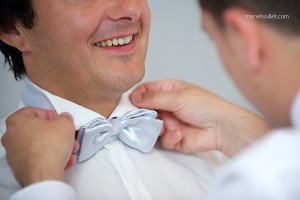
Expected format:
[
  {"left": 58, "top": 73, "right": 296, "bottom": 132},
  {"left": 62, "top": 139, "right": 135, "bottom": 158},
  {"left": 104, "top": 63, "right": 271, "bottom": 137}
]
[{"left": 22, "top": 0, "right": 150, "bottom": 99}]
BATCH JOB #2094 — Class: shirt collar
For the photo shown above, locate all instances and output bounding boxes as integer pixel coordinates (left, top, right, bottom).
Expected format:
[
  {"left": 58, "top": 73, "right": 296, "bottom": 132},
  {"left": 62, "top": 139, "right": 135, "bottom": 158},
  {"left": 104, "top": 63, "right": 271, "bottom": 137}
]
[
  {"left": 21, "top": 77, "right": 138, "bottom": 130},
  {"left": 291, "top": 90, "right": 300, "bottom": 128}
]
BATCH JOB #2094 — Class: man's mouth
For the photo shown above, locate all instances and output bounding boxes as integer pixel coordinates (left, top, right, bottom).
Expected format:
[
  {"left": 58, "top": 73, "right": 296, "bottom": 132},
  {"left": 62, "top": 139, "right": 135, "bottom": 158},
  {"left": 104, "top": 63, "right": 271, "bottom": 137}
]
[{"left": 94, "top": 35, "right": 134, "bottom": 47}]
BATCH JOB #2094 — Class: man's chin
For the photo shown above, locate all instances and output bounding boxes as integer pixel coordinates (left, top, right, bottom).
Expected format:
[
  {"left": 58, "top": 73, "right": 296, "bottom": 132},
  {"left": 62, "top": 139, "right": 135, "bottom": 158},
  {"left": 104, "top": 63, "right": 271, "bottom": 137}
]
[{"left": 108, "top": 73, "right": 144, "bottom": 94}]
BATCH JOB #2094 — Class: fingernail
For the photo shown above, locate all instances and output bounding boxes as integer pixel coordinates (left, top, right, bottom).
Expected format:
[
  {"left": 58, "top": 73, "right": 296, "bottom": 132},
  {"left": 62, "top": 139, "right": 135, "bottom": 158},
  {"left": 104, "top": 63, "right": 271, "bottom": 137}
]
[
  {"left": 132, "top": 92, "right": 142, "bottom": 103},
  {"left": 60, "top": 112, "right": 74, "bottom": 121}
]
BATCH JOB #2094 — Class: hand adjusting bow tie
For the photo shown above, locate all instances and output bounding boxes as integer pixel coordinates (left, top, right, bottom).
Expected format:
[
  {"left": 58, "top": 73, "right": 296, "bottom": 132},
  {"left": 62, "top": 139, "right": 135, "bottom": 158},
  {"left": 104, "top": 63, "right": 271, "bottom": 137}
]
[{"left": 76, "top": 109, "right": 163, "bottom": 162}]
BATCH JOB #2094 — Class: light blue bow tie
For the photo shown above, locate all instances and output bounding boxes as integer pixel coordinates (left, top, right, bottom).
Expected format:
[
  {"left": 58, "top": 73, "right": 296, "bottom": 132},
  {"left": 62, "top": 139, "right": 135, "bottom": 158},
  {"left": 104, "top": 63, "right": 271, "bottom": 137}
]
[{"left": 76, "top": 109, "right": 163, "bottom": 162}]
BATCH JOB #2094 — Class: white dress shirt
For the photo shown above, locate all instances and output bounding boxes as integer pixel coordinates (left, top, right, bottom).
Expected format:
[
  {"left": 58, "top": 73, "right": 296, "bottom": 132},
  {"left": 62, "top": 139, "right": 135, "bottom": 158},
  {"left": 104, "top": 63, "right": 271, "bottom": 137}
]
[
  {"left": 0, "top": 77, "right": 227, "bottom": 200},
  {"left": 209, "top": 90, "right": 300, "bottom": 200}
]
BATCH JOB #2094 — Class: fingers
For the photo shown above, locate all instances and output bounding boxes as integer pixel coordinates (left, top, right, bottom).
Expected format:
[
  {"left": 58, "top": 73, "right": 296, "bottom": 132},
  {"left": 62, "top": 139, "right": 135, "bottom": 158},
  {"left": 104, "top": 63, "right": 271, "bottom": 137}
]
[
  {"left": 3, "top": 107, "right": 56, "bottom": 148},
  {"left": 158, "top": 130, "right": 183, "bottom": 150},
  {"left": 72, "top": 141, "right": 80, "bottom": 154},
  {"left": 130, "top": 80, "right": 193, "bottom": 112},
  {"left": 130, "top": 91, "right": 183, "bottom": 112},
  {"left": 4, "top": 108, "right": 59, "bottom": 136},
  {"left": 65, "top": 154, "right": 77, "bottom": 170},
  {"left": 3, "top": 107, "right": 78, "bottom": 185},
  {"left": 133, "top": 80, "right": 185, "bottom": 94},
  {"left": 18, "top": 107, "right": 58, "bottom": 120},
  {"left": 65, "top": 141, "right": 80, "bottom": 169},
  {"left": 1, "top": 133, "right": 7, "bottom": 149},
  {"left": 158, "top": 111, "right": 183, "bottom": 150}
]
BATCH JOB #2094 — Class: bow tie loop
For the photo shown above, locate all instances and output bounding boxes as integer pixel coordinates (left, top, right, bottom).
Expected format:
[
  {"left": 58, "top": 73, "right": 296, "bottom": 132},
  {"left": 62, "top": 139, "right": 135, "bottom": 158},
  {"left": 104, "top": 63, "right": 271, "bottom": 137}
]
[{"left": 77, "top": 109, "right": 163, "bottom": 162}]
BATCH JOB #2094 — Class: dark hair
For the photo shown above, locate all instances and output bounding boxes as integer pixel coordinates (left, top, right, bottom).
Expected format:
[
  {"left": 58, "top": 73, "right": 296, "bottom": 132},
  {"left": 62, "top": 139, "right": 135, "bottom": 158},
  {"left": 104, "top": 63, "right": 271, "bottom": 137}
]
[
  {"left": 199, "top": 0, "right": 300, "bottom": 35},
  {"left": 0, "top": 0, "right": 36, "bottom": 80}
]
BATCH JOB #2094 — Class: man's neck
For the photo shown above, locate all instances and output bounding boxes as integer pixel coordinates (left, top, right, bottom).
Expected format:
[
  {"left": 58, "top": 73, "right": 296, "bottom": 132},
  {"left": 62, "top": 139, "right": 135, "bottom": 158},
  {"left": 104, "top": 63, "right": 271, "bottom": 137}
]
[
  {"left": 26, "top": 76, "right": 125, "bottom": 118},
  {"left": 275, "top": 34, "right": 300, "bottom": 114},
  {"left": 262, "top": 30, "right": 300, "bottom": 126},
  {"left": 71, "top": 94, "right": 122, "bottom": 118},
  {"left": 55, "top": 90, "right": 123, "bottom": 118}
]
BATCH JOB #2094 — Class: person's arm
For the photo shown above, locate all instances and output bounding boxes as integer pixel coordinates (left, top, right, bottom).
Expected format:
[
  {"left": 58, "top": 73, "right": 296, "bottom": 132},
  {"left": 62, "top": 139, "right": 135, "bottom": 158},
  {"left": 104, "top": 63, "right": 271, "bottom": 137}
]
[
  {"left": 130, "top": 80, "right": 270, "bottom": 156},
  {"left": 1, "top": 107, "right": 79, "bottom": 198}
]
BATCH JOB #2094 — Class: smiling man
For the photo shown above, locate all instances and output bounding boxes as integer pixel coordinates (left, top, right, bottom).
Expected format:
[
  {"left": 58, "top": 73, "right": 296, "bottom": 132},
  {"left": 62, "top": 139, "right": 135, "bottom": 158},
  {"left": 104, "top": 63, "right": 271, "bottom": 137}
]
[
  {"left": 0, "top": 0, "right": 225, "bottom": 200},
  {"left": 2, "top": 0, "right": 148, "bottom": 116}
]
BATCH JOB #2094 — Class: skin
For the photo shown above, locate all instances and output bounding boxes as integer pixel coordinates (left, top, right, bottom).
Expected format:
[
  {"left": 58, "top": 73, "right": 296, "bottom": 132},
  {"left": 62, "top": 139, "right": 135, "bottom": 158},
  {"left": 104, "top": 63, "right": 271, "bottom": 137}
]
[
  {"left": 1, "top": 107, "right": 78, "bottom": 187},
  {"left": 0, "top": 0, "right": 151, "bottom": 117},
  {"left": 0, "top": 0, "right": 151, "bottom": 187},
  {"left": 3, "top": 4, "right": 300, "bottom": 190},
  {"left": 130, "top": 9, "right": 300, "bottom": 155},
  {"left": 200, "top": 9, "right": 300, "bottom": 128},
  {"left": 130, "top": 80, "right": 269, "bottom": 156}
]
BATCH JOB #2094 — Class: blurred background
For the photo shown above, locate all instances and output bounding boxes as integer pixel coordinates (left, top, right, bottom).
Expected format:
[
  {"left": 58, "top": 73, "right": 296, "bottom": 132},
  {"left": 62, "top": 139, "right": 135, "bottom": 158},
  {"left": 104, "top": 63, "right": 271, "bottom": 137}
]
[{"left": 0, "top": 0, "right": 254, "bottom": 120}]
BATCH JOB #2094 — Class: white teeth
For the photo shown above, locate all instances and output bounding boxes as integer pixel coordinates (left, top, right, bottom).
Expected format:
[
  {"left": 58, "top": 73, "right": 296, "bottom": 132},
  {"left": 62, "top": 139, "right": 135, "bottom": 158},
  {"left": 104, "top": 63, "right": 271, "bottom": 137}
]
[
  {"left": 95, "top": 35, "right": 134, "bottom": 47},
  {"left": 106, "top": 40, "right": 112, "bottom": 47},
  {"left": 112, "top": 38, "right": 118, "bottom": 46},
  {"left": 124, "top": 36, "right": 131, "bottom": 44},
  {"left": 118, "top": 38, "right": 125, "bottom": 45},
  {"left": 101, "top": 41, "right": 107, "bottom": 47}
]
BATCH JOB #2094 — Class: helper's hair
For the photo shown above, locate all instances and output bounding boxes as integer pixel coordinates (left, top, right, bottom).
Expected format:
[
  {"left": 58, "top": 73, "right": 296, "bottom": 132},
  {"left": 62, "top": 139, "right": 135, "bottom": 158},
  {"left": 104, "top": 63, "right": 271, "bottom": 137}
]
[
  {"left": 199, "top": 0, "right": 300, "bottom": 35},
  {"left": 0, "top": 0, "right": 35, "bottom": 80}
]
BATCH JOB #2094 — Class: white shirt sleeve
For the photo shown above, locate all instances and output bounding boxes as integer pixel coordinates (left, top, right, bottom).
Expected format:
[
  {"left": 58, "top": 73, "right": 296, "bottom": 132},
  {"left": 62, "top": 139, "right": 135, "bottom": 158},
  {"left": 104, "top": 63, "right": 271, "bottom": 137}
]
[
  {"left": 9, "top": 181, "right": 77, "bottom": 200},
  {"left": 208, "top": 129, "right": 300, "bottom": 200}
]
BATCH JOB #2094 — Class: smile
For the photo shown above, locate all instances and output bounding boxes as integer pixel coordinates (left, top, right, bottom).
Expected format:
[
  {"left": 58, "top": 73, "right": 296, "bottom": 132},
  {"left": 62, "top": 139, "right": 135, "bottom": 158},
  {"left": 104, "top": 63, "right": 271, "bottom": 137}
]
[{"left": 94, "top": 35, "right": 134, "bottom": 47}]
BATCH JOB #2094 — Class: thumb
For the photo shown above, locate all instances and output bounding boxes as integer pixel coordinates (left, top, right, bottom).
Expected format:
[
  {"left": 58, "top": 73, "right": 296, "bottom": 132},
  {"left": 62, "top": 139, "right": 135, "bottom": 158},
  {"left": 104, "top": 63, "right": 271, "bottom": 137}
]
[
  {"left": 130, "top": 91, "right": 180, "bottom": 112},
  {"left": 55, "top": 112, "right": 75, "bottom": 133},
  {"left": 57, "top": 112, "right": 74, "bottom": 122}
]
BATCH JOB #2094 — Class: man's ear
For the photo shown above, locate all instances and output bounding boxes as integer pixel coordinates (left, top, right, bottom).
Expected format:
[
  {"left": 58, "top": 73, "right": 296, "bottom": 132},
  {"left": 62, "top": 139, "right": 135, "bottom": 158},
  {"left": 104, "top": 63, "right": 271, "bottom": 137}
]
[
  {"left": 223, "top": 9, "right": 263, "bottom": 73},
  {"left": 0, "top": 23, "right": 31, "bottom": 52}
]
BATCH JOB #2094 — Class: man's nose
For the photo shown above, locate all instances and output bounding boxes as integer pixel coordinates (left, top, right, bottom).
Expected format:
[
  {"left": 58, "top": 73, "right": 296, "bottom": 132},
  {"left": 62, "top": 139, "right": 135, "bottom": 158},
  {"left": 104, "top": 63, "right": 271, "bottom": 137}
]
[{"left": 108, "top": 0, "right": 142, "bottom": 22}]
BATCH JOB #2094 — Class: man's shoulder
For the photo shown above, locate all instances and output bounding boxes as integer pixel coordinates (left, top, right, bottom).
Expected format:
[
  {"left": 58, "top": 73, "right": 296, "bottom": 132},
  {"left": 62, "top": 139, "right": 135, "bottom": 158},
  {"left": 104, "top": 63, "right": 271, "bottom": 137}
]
[
  {"left": 224, "top": 127, "right": 300, "bottom": 174},
  {"left": 245, "top": 127, "right": 300, "bottom": 163},
  {"left": 0, "top": 102, "right": 24, "bottom": 135},
  {"left": 212, "top": 128, "right": 300, "bottom": 200},
  {"left": 0, "top": 102, "right": 25, "bottom": 156},
  {"left": 0, "top": 117, "right": 7, "bottom": 134}
]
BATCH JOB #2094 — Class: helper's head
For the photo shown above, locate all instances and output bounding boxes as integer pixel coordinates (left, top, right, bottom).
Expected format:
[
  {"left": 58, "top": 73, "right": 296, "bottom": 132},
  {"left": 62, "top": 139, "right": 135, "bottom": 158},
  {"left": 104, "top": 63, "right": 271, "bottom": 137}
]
[
  {"left": 199, "top": 0, "right": 300, "bottom": 127},
  {"left": 0, "top": 0, "right": 150, "bottom": 98}
]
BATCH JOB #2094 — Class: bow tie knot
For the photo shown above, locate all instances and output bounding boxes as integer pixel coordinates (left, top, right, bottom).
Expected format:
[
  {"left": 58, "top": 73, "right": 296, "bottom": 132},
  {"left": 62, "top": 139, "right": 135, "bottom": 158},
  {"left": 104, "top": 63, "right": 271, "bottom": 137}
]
[
  {"left": 77, "top": 109, "right": 163, "bottom": 162},
  {"left": 110, "top": 118, "right": 123, "bottom": 135}
]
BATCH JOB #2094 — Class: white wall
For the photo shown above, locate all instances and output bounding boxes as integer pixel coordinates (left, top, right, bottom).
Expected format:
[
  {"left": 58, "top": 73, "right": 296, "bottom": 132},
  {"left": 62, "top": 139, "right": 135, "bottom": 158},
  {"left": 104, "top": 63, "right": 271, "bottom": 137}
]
[
  {"left": 0, "top": 0, "right": 254, "bottom": 120},
  {"left": 0, "top": 60, "right": 22, "bottom": 119},
  {"left": 144, "top": 0, "right": 254, "bottom": 110}
]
